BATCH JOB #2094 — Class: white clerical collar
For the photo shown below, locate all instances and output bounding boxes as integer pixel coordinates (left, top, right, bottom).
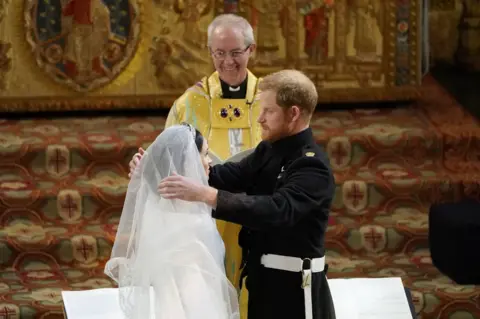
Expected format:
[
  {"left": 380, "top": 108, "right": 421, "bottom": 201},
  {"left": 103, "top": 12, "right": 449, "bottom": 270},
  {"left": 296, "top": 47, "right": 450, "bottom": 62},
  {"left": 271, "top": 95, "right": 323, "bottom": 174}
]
[{"left": 229, "top": 86, "right": 241, "bottom": 92}]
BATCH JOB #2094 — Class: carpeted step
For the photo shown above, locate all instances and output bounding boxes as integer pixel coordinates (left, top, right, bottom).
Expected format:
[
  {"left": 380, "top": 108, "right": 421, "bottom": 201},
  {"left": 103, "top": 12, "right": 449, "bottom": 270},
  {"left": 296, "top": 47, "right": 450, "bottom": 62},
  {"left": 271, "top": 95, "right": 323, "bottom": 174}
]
[
  {"left": 0, "top": 265, "right": 114, "bottom": 319},
  {"left": 0, "top": 203, "right": 430, "bottom": 267},
  {"left": 332, "top": 163, "right": 479, "bottom": 213},
  {"left": 0, "top": 211, "right": 429, "bottom": 269},
  {"left": 1, "top": 168, "right": 475, "bottom": 268},
  {"left": 0, "top": 252, "right": 478, "bottom": 319},
  {"left": 327, "top": 212, "right": 430, "bottom": 256},
  {"left": 1, "top": 76, "right": 479, "bottom": 319},
  {"left": 310, "top": 107, "right": 446, "bottom": 170},
  {"left": 0, "top": 163, "right": 127, "bottom": 225},
  {"left": 1, "top": 149, "right": 476, "bottom": 226},
  {"left": 0, "top": 117, "right": 164, "bottom": 180},
  {"left": 0, "top": 212, "right": 430, "bottom": 268},
  {"left": 0, "top": 108, "right": 470, "bottom": 178},
  {"left": 325, "top": 252, "right": 480, "bottom": 319},
  {"left": 0, "top": 222, "right": 117, "bottom": 269}
]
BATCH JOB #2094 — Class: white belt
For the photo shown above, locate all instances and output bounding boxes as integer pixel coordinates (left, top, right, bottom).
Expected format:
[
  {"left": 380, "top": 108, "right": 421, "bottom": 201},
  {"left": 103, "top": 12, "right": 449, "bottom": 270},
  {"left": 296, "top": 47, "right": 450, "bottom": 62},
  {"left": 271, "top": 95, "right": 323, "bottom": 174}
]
[{"left": 260, "top": 254, "right": 325, "bottom": 319}]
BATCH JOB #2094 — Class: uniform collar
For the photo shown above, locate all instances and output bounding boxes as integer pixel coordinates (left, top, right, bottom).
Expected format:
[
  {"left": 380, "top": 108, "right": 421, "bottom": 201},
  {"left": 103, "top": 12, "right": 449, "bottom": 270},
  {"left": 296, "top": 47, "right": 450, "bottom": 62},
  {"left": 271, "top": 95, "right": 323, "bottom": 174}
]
[{"left": 269, "top": 128, "right": 315, "bottom": 154}]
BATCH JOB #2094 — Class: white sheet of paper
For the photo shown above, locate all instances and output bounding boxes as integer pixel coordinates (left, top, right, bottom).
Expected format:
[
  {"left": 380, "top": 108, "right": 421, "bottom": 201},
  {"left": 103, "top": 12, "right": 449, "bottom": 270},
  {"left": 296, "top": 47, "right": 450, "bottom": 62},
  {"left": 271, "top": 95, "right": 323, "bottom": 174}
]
[
  {"left": 62, "top": 288, "right": 156, "bottom": 319},
  {"left": 328, "top": 277, "right": 413, "bottom": 319},
  {"left": 328, "top": 278, "right": 359, "bottom": 319},
  {"left": 62, "top": 289, "right": 124, "bottom": 319},
  {"left": 63, "top": 278, "right": 412, "bottom": 319}
]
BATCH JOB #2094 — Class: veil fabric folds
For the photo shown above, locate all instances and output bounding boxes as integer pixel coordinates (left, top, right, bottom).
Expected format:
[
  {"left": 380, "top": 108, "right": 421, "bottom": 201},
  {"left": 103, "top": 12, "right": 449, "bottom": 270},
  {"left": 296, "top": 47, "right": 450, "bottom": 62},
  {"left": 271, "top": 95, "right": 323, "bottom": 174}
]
[{"left": 105, "top": 125, "right": 240, "bottom": 319}]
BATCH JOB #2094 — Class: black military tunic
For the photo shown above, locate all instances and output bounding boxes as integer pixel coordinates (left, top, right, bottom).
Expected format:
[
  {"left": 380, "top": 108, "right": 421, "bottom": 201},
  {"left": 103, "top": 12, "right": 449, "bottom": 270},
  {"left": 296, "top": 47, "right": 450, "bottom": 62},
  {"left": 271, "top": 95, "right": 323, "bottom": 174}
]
[{"left": 209, "top": 128, "right": 336, "bottom": 319}]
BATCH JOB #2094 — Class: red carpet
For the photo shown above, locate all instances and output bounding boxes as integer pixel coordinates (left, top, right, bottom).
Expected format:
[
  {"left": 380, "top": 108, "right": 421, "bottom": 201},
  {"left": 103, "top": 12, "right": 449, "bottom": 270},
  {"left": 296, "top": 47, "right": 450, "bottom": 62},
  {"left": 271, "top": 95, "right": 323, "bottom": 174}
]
[{"left": 0, "top": 75, "right": 478, "bottom": 318}]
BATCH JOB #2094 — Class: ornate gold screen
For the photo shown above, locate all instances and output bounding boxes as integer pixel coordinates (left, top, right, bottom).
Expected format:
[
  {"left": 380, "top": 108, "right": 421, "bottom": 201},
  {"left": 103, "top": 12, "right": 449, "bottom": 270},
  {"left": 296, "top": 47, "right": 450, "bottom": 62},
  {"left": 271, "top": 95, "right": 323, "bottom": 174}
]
[{"left": 0, "top": 0, "right": 425, "bottom": 112}]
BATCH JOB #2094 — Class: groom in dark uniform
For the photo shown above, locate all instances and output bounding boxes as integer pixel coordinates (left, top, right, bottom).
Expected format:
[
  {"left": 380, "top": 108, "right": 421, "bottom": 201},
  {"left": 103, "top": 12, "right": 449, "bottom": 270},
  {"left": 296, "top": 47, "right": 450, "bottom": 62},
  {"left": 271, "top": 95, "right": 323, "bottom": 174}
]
[{"left": 158, "top": 69, "right": 336, "bottom": 319}]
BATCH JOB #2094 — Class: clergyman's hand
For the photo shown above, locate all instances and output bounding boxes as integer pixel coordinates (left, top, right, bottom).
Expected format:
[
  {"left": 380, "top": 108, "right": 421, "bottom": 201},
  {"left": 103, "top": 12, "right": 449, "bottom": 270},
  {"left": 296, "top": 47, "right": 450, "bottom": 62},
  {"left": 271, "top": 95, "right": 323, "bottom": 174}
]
[
  {"left": 128, "top": 147, "right": 145, "bottom": 178},
  {"left": 158, "top": 173, "right": 206, "bottom": 202}
]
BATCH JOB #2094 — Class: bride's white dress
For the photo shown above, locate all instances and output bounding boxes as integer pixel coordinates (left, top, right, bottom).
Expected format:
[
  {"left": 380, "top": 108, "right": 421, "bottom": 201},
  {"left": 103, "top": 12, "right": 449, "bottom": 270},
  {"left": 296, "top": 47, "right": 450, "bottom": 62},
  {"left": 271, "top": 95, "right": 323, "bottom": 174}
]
[
  {"left": 138, "top": 196, "right": 233, "bottom": 319},
  {"left": 104, "top": 125, "right": 239, "bottom": 319}
]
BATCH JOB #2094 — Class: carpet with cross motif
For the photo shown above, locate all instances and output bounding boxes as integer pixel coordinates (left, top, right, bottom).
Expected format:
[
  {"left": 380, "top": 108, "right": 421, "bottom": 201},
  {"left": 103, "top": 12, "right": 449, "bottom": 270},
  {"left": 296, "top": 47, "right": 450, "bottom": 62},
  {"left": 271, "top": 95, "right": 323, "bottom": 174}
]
[{"left": 0, "top": 75, "right": 479, "bottom": 319}]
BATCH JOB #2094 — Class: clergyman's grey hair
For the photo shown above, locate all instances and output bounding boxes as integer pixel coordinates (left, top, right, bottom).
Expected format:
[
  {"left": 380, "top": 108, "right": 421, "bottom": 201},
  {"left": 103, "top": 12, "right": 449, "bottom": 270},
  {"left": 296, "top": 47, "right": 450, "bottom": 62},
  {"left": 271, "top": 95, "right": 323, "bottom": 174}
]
[{"left": 207, "top": 14, "right": 255, "bottom": 47}]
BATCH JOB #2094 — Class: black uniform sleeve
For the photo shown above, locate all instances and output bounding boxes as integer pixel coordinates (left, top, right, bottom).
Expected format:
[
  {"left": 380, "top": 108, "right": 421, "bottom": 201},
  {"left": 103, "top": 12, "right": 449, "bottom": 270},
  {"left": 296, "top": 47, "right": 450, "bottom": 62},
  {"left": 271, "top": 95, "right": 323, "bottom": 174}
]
[
  {"left": 208, "top": 143, "right": 265, "bottom": 193},
  {"left": 212, "top": 156, "right": 334, "bottom": 230},
  {"left": 208, "top": 153, "right": 254, "bottom": 193}
]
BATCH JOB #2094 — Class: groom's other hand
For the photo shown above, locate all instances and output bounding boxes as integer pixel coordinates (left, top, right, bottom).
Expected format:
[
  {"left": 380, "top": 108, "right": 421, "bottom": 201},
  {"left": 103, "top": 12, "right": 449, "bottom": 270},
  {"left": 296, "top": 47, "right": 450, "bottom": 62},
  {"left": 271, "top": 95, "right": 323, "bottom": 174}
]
[
  {"left": 158, "top": 174, "right": 217, "bottom": 207},
  {"left": 158, "top": 174, "right": 203, "bottom": 201},
  {"left": 128, "top": 147, "right": 145, "bottom": 178}
]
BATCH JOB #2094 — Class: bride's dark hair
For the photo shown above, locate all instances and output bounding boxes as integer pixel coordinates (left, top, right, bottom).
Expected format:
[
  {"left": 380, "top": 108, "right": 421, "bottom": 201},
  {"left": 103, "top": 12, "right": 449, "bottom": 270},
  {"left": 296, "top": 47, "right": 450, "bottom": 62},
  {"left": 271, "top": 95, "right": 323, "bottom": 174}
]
[
  {"left": 140, "top": 124, "right": 204, "bottom": 194},
  {"left": 180, "top": 122, "right": 204, "bottom": 152}
]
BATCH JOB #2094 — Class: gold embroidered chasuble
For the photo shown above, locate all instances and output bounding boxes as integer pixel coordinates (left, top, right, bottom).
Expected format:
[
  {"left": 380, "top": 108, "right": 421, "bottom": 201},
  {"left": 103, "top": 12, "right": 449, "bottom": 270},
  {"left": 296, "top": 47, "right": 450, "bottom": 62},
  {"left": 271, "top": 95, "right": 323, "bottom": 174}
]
[
  {"left": 166, "top": 70, "right": 262, "bottom": 159},
  {"left": 165, "top": 70, "right": 262, "bottom": 318}
]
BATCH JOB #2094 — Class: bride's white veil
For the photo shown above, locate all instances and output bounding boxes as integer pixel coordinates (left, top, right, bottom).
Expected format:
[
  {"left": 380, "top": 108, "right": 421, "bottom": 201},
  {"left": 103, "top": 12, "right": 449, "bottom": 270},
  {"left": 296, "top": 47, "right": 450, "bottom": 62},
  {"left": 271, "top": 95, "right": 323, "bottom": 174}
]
[{"left": 105, "top": 124, "right": 239, "bottom": 319}]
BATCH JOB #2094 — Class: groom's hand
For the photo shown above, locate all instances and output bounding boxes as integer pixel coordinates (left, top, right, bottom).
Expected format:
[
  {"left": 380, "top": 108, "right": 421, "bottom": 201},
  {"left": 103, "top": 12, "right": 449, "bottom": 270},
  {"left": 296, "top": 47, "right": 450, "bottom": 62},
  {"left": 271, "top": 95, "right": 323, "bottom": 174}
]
[
  {"left": 128, "top": 147, "right": 145, "bottom": 178},
  {"left": 158, "top": 174, "right": 207, "bottom": 202}
]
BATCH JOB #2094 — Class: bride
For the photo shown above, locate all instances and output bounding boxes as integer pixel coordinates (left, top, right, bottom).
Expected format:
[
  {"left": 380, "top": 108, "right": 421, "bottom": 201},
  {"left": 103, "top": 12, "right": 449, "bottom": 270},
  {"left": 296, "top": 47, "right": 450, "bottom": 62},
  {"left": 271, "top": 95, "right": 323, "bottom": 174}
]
[{"left": 104, "top": 123, "right": 240, "bottom": 319}]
